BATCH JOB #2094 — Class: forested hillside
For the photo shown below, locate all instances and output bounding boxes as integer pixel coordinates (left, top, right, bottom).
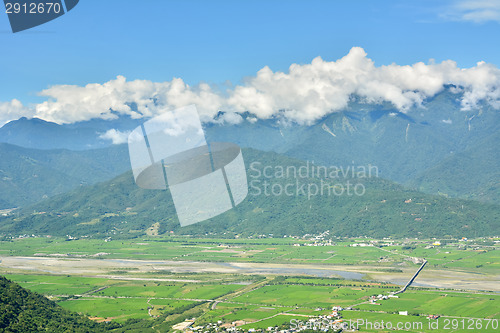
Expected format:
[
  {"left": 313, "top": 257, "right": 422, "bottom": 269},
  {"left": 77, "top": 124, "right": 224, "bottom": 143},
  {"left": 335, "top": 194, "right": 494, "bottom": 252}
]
[
  {"left": 1, "top": 148, "right": 498, "bottom": 239},
  {"left": 0, "top": 275, "right": 118, "bottom": 333}
]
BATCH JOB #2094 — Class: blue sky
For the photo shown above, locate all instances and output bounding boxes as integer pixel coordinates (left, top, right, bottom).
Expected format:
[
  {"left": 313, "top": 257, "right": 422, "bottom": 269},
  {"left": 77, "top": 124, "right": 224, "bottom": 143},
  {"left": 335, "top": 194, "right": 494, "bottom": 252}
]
[{"left": 1, "top": 0, "right": 499, "bottom": 105}]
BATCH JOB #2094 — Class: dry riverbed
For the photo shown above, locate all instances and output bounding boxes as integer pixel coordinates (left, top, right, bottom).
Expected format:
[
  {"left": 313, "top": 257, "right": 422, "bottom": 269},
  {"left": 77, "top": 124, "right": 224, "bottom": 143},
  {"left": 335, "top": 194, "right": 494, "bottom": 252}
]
[{"left": 0, "top": 256, "right": 498, "bottom": 292}]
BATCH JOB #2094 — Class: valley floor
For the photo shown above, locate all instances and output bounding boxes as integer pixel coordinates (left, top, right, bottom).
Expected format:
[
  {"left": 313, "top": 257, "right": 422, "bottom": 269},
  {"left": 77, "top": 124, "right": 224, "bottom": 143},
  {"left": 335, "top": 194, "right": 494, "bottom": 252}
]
[
  {"left": 0, "top": 235, "right": 498, "bottom": 332},
  {"left": 0, "top": 255, "right": 498, "bottom": 292}
]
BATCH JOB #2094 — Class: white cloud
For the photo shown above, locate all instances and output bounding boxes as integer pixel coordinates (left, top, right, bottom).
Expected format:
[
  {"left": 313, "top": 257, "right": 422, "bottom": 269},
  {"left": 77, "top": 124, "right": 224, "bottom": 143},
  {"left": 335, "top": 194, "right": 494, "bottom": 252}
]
[
  {"left": 99, "top": 129, "right": 131, "bottom": 144},
  {"left": 443, "top": 0, "right": 500, "bottom": 23},
  {"left": 1, "top": 47, "right": 500, "bottom": 126},
  {"left": 0, "top": 99, "right": 33, "bottom": 126},
  {"left": 213, "top": 112, "right": 244, "bottom": 125},
  {"left": 225, "top": 47, "right": 500, "bottom": 123},
  {"left": 34, "top": 76, "right": 223, "bottom": 124}
]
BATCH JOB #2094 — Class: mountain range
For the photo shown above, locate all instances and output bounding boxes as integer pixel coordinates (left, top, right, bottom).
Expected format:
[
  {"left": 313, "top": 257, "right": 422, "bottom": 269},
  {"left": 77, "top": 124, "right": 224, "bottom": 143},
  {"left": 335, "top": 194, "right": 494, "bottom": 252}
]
[
  {"left": 0, "top": 115, "right": 142, "bottom": 150},
  {"left": 1, "top": 148, "right": 498, "bottom": 238},
  {"left": 0, "top": 143, "right": 129, "bottom": 209},
  {"left": 1, "top": 88, "right": 497, "bottom": 205},
  {"left": 0, "top": 88, "right": 498, "bottom": 237},
  {"left": 205, "top": 90, "right": 500, "bottom": 203}
]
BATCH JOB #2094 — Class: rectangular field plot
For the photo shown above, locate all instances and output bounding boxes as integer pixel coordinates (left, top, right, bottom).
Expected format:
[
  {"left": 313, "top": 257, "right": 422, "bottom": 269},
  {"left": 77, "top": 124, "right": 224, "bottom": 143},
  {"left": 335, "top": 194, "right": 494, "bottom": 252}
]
[
  {"left": 356, "top": 290, "right": 500, "bottom": 319},
  {"left": 99, "top": 282, "right": 241, "bottom": 300},
  {"left": 58, "top": 297, "right": 152, "bottom": 322},
  {"left": 231, "top": 284, "right": 388, "bottom": 308},
  {"left": 200, "top": 303, "right": 295, "bottom": 325},
  {"left": 3, "top": 274, "right": 110, "bottom": 295}
]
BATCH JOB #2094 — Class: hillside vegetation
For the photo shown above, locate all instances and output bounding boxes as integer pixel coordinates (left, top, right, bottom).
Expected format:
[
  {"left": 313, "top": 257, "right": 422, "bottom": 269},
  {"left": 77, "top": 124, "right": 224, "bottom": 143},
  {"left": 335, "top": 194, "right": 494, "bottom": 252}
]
[
  {"left": 0, "top": 275, "right": 118, "bottom": 332},
  {"left": 1, "top": 149, "right": 498, "bottom": 238},
  {"left": 0, "top": 143, "right": 129, "bottom": 209}
]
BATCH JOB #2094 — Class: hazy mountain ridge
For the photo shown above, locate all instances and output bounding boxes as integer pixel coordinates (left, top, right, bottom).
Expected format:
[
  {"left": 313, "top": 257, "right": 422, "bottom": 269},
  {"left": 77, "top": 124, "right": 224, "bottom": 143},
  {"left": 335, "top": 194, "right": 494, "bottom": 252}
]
[
  {"left": 1, "top": 148, "right": 498, "bottom": 238},
  {"left": 1, "top": 88, "right": 498, "bottom": 206},
  {"left": 409, "top": 130, "right": 500, "bottom": 202},
  {"left": 0, "top": 115, "right": 142, "bottom": 150},
  {"left": 0, "top": 143, "right": 130, "bottom": 209},
  {"left": 206, "top": 90, "right": 500, "bottom": 203}
]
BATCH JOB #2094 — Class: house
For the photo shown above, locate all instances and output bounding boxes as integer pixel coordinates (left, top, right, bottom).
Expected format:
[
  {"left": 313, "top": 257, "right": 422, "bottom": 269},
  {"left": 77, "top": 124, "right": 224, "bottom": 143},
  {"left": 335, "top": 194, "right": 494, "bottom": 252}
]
[{"left": 399, "top": 311, "right": 408, "bottom": 316}]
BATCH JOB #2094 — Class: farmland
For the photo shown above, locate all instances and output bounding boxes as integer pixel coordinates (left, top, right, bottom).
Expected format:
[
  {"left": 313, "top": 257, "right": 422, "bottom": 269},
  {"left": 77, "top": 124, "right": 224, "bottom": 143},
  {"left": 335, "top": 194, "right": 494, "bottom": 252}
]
[
  {"left": 0, "top": 235, "right": 498, "bottom": 331},
  {"left": 0, "top": 271, "right": 498, "bottom": 332},
  {"left": 0, "top": 234, "right": 497, "bottom": 271}
]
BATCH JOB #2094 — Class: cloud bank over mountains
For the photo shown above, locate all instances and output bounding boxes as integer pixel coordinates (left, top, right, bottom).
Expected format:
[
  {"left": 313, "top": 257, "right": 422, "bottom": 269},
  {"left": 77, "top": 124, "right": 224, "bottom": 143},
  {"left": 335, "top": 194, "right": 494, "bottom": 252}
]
[
  {"left": 2, "top": 47, "right": 500, "bottom": 126},
  {"left": 0, "top": 99, "right": 31, "bottom": 126}
]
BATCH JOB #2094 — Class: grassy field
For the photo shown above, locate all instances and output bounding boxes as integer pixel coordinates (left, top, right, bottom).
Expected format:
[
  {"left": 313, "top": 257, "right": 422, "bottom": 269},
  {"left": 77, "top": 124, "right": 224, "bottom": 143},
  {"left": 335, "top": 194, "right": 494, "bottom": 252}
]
[
  {"left": 356, "top": 290, "right": 500, "bottom": 318},
  {"left": 0, "top": 236, "right": 498, "bottom": 331},
  {"left": 340, "top": 311, "right": 500, "bottom": 333},
  {"left": 198, "top": 303, "right": 296, "bottom": 324},
  {"left": 2, "top": 274, "right": 109, "bottom": 295},
  {"left": 1, "top": 272, "right": 249, "bottom": 322},
  {"left": 232, "top": 284, "right": 389, "bottom": 308},
  {"left": 1, "top": 271, "right": 498, "bottom": 331},
  {"left": 60, "top": 298, "right": 154, "bottom": 321},
  {"left": 98, "top": 283, "right": 240, "bottom": 300},
  {"left": 0, "top": 236, "right": 497, "bottom": 273}
]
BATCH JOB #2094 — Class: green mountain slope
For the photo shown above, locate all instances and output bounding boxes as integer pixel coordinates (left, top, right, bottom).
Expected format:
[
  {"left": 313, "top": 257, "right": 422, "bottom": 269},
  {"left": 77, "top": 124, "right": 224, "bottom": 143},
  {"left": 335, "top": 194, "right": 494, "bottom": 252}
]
[
  {"left": 2, "top": 89, "right": 498, "bottom": 209},
  {"left": 0, "top": 143, "right": 129, "bottom": 209},
  {"left": 409, "top": 130, "right": 500, "bottom": 203},
  {"left": 1, "top": 149, "right": 498, "bottom": 238},
  {"left": 0, "top": 275, "right": 117, "bottom": 333},
  {"left": 206, "top": 91, "right": 500, "bottom": 203}
]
